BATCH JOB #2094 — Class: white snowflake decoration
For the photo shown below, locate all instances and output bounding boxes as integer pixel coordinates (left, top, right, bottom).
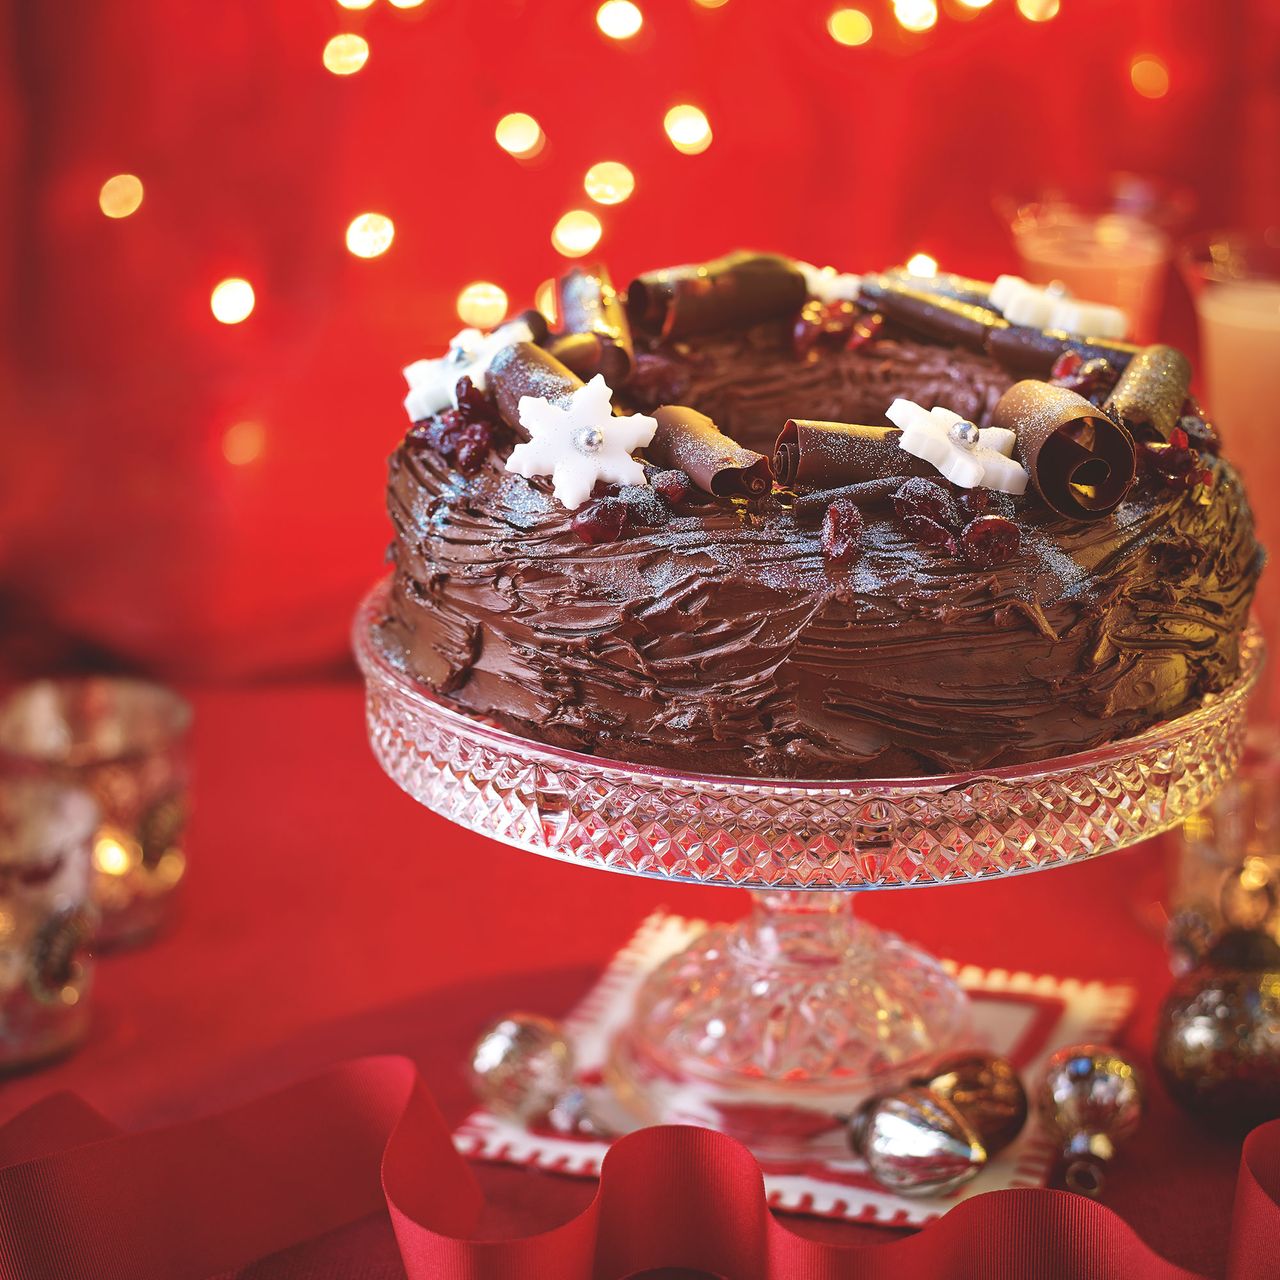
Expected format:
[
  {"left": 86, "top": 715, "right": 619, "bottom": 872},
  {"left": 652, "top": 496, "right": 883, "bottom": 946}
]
[
  {"left": 797, "top": 260, "right": 864, "bottom": 305},
  {"left": 989, "top": 274, "right": 1129, "bottom": 340},
  {"left": 401, "top": 318, "right": 534, "bottom": 422},
  {"left": 506, "top": 375, "right": 657, "bottom": 511},
  {"left": 886, "top": 399, "right": 1029, "bottom": 495}
]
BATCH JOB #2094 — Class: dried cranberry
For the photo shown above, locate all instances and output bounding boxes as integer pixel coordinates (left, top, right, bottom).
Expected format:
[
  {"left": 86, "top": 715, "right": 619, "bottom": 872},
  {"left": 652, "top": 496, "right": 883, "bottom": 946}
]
[
  {"left": 821, "top": 498, "right": 863, "bottom": 564},
  {"left": 960, "top": 515, "right": 1021, "bottom": 567},
  {"left": 1050, "top": 350, "right": 1084, "bottom": 381},
  {"left": 453, "top": 422, "right": 494, "bottom": 475},
  {"left": 618, "top": 485, "right": 670, "bottom": 528},
  {"left": 1178, "top": 411, "right": 1222, "bottom": 455},
  {"left": 893, "top": 477, "right": 960, "bottom": 530},
  {"left": 628, "top": 353, "right": 690, "bottom": 407},
  {"left": 793, "top": 300, "right": 860, "bottom": 358},
  {"left": 571, "top": 497, "right": 632, "bottom": 544},
  {"left": 847, "top": 310, "right": 885, "bottom": 352},
  {"left": 651, "top": 469, "right": 692, "bottom": 505},
  {"left": 904, "top": 515, "right": 958, "bottom": 556},
  {"left": 957, "top": 488, "right": 1016, "bottom": 521},
  {"left": 454, "top": 375, "right": 501, "bottom": 425}
]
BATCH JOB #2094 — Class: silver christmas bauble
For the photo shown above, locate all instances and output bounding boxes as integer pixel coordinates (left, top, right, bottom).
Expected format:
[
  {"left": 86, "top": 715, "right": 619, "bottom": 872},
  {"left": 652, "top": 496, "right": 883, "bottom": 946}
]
[
  {"left": 469, "top": 1013, "right": 573, "bottom": 1121},
  {"left": 1036, "top": 1044, "right": 1143, "bottom": 1197},
  {"left": 913, "top": 1051, "right": 1028, "bottom": 1157},
  {"left": 848, "top": 1086, "right": 987, "bottom": 1197}
]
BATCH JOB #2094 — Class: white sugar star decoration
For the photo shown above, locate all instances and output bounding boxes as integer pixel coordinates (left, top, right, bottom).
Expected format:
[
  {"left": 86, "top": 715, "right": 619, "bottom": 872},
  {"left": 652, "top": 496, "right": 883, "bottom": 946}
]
[
  {"left": 886, "top": 398, "right": 1029, "bottom": 495},
  {"left": 506, "top": 375, "right": 657, "bottom": 511},
  {"left": 798, "top": 260, "right": 864, "bottom": 305},
  {"left": 401, "top": 317, "right": 534, "bottom": 422},
  {"left": 989, "top": 274, "right": 1129, "bottom": 340}
]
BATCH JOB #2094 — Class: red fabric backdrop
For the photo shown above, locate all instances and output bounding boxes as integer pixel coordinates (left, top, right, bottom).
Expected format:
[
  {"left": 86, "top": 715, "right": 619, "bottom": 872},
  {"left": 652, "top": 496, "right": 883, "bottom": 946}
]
[{"left": 2, "top": 0, "right": 1278, "bottom": 678}]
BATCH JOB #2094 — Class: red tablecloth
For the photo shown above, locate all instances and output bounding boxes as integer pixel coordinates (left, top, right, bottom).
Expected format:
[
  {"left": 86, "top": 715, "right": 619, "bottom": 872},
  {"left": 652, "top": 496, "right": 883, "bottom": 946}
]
[{"left": 0, "top": 686, "right": 1259, "bottom": 1277}]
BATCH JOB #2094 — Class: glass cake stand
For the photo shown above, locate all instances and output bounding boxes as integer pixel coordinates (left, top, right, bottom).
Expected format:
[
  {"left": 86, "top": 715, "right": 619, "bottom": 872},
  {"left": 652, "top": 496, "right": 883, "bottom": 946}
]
[{"left": 355, "top": 581, "right": 1262, "bottom": 1155}]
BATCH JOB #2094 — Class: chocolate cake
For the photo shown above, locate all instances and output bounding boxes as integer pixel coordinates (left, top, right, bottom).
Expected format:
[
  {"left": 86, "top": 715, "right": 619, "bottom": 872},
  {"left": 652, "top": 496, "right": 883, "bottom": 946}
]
[{"left": 378, "top": 252, "right": 1263, "bottom": 780}]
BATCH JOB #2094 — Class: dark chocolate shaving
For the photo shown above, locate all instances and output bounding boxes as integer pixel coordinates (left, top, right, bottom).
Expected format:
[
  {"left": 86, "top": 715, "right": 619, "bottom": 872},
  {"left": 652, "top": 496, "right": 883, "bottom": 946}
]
[
  {"left": 993, "top": 380, "right": 1136, "bottom": 520},
  {"left": 556, "top": 264, "right": 633, "bottom": 385},
  {"left": 544, "top": 333, "right": 612, "bottom": 382},
  {"left": 876, "top": 269, "right": 994, "bottom": 308},
  {"left": 987, "top": 325, "right": 1140, "bottom": 377},
  {"left": 487, "top": 342, "right": 584, "bottom": 438},
  {"left": 793, "top": 477, "right": 902, "bottom": 518},
  {"left": 648, "top": 405, "right": 773, "bottom": 497},
  {"left": 626, "top": 251, "right": 807, "bottom": 340},
  {"left": 856, "top": 279, "right": 999, "bottom": 353},
  {"left": 774, "top": 420, "right": 933, "bottom": 489},
  {"left": 1102, "top": 344, "right": 1193, "bottom": 443}
]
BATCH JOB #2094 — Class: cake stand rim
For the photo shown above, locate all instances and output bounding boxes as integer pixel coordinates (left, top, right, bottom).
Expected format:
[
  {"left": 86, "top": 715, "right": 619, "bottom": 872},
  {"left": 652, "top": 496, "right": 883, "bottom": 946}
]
[{"left": 354, "top": 576, "right": 1263, "bottom": 796}]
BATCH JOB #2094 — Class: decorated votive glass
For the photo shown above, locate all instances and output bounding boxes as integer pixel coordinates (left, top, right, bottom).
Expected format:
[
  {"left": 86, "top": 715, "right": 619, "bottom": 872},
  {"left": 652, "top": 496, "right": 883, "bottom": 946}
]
[
  {"left": 1169, "top": 727, "right": 1280, "bottom": 973},
  {"left": 0, "top": 678, "right": 192, "bottom": 948},
  {"left": 0, "top": 777, "right": 98, "bottom": 1071}
]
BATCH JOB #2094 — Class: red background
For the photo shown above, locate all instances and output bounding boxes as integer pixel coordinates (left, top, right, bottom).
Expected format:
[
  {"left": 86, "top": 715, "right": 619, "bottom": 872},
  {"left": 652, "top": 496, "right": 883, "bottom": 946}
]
[
  {"left": 1, "top": 6, "right": 1279, "bottom": 1275},
  {"left": 1, "top": 0, "right": 1278, "bottom": 678}
]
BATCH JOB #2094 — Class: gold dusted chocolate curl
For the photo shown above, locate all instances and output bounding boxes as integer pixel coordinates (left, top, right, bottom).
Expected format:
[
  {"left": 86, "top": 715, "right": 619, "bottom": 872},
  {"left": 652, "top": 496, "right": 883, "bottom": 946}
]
[{"left": 993, "top": 380, "right": 1136, "bottom": 521}]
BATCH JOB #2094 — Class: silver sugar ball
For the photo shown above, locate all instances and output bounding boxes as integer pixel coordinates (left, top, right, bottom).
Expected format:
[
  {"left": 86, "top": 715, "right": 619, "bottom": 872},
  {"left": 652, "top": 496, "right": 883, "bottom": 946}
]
[
  {"left": 948, "top": 420, "right": 981, "bottom": 450},
  {"left": 469, "top": 1012, "right": 573, "bottom": 1121},
  {"left": 575, "top": 426, "right": 605, "bottom": 454}
]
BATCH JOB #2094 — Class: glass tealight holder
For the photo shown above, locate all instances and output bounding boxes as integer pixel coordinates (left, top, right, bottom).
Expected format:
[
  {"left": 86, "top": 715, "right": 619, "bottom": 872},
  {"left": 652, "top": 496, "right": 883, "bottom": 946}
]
[
  {"left": 996, "top": 174, "right": 1194, "bottom": 343},
  {"left": 1169, "top": 727, "right": 1280, "bottom": 974},
  {"left": 0, "top": 777, "right": 98, "bottom": 1071},
  {"left": 0, "top": 678, "right": 192, "bottom": 949}
]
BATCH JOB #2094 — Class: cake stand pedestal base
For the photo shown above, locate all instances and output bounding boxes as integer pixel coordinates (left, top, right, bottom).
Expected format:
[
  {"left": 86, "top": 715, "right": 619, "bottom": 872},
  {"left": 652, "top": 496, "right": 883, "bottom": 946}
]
[{"left": 608, "top": 890, "right": 971, "bottom": 1157}]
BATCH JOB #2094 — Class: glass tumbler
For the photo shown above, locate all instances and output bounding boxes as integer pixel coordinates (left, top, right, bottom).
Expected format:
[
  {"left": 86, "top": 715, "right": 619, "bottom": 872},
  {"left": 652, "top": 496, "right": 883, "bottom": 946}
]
[
  {"left": 0, "top": 777, "right": 98, "bottom": 1070},
  {"left": 0, "top": 678, "right": 192, "bottom": 948}
]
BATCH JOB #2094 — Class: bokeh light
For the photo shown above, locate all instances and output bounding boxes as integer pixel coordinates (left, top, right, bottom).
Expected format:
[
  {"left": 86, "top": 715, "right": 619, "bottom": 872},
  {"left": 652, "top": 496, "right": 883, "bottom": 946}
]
[
  {"left": 336, "top": 0, "right": 374, "bottom": 8},
  {"left": 98, "top": 173, "right": 144, "bottom": 219},
  {"left": 1015, "top": 0, "right": 1059, "bottom": 20},
  {"left": 388, "top": 0, "right": 428, "bottom": 7},
  {"left": 906, "top": 252, "right": 938, "bottom": 277},
  {"left": 345, "top": 213, "right": 395, "bottom": 258},
  {"left": 534, "top": 279, "right": 559, "bottom": 326},
  {"left": 893, "top": 0, "right": 937, "bottom": 32},
  {"left": 552, "top": 210, "right": 604, "bottom": 258},
  {"left": 210, "top": 278, "right": 255, "bottom": 324},
  {"left": 694, "top": 0, "right": 730, "bottom": 6},
  {"left": 956, "top": 0, "right": 994, "bottom": 7},
  {"left": 495, "top": 112, "right": 545, "bottom": 159},
  {"left": 664, "top": 105, "right": 712, "bottom": 155},
  {"left": 596, "top": 1, "right": 643, "bottom": 39},
  {"left": 322, "top": 33, "right": 369, "bottom": 76},
  {"left": 456, "top": 281, "right": 509, "bottom": 328},
  {"left": 584, "top": 161, "right": 635, "bottom": 205},
  {"left": 93, "top": 830, "right": 139, "bottom": 877},
  {"left": 827, "top": 8, "right": 872, "bottom": 45},
  {"left": 222, "top": 421, "right": 266, "bottom": 466},
  {"left": 1130, "top": 55, "right": 1170, "bottom": 99}
]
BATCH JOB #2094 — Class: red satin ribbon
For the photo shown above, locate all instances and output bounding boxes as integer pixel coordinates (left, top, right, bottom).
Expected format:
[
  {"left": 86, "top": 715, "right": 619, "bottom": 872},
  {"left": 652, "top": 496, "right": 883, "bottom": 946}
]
[{"left": 0, "top": 1055, "right": 1275, "bottom": 1280}]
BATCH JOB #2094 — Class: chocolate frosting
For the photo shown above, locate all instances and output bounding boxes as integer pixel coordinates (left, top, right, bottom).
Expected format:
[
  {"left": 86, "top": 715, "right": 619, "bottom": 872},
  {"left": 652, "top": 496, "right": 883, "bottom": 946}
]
[{"left": 382, "top": 307, "right": 1261, "bottom": 780}]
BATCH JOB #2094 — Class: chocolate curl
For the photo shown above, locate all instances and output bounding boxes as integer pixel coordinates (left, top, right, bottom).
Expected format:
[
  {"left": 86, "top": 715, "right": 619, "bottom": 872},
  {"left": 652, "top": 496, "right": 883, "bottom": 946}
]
[
  {"left": 544, "top": 333, "right": 611, "bottom": 382},
  {"left": 487, "top": 342, "right": 584, "bottom": 438},
  {"left": 556, "top": 265, "right": 633, "bottom": 385},
  {"left": 648, "top": 405, "right": 773, "bottom": 497},
  {"left": 626, "top": 251, "right": 808, "bottom": 340},
  {"left": 993, "top": 380, "right": 1136, "bottom": 521},
  {"left": 774, "top": 420, "right": 933, "bottom": 489},
  {"left": 987, "top": 325, "right": 1140, "bottom": 377},
  {"left": 511, "top": 308, "right": 550, "bottom": 347},
  {"left": 1102, "top": 344, "right": 1193, "bottom": 443},
  {"left": 877, "top": 269, "right": 995, "bottom": 308},
  {"left": 793, "top": 477, "right": 902, "bottom": 517},
  {"left": 856, "top": 278, "right": 1000, "bottom": 353}
]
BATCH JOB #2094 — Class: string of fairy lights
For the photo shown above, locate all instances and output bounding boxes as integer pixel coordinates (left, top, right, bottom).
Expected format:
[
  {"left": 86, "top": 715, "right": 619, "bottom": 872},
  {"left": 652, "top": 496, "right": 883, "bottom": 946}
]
[{"left": 93, "top": 0, "right": 1174, "bottom": 465}]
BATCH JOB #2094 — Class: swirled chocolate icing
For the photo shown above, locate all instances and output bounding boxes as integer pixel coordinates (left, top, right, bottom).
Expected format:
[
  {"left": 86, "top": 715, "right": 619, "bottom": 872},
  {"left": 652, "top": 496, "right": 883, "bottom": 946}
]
[{"left": 379, "top": 311, "right": 1262, "bottom": 780}]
